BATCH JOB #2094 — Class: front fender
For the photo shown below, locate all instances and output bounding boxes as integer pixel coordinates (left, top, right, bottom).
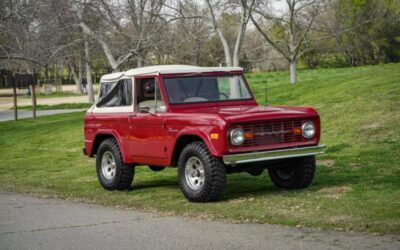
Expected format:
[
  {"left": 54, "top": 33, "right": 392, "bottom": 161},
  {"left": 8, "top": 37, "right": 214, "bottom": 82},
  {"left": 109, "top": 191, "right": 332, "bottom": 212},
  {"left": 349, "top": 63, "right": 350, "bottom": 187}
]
[{"left": 175, "top": 126, "right": 226, "bottom": 157}]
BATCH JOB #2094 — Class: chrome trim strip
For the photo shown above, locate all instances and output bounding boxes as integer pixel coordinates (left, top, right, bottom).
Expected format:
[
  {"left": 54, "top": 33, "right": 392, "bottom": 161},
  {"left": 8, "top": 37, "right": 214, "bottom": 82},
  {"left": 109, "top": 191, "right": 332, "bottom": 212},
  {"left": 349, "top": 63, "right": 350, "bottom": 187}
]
[{"left": 222, "top": 145, "right": 326, "bottom": 165}]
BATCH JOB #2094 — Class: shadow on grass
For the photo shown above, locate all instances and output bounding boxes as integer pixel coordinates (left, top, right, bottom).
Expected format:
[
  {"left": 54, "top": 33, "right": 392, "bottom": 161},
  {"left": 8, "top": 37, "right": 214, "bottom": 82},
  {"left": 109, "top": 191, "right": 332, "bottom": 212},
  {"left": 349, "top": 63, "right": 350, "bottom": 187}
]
[
  {"left": 130, "top": 178, "right": 178, "bottom": 191},
  {"left": 127, "top": 161, "right": 361, "bottom": 201}
]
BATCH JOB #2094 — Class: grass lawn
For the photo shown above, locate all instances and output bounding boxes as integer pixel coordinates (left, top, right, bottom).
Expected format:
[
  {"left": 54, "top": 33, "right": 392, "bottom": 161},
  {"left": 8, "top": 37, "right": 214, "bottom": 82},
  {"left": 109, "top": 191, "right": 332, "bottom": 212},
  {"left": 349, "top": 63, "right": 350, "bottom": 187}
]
[
  {"left": 16, "top": 103, "right": 93, "bottom": 110},
  {"left": 1, "top": 63, "right": 399, "bottom": 233},
  {"left": 19, "top": 91, "right": 82, "bottom": 99}
]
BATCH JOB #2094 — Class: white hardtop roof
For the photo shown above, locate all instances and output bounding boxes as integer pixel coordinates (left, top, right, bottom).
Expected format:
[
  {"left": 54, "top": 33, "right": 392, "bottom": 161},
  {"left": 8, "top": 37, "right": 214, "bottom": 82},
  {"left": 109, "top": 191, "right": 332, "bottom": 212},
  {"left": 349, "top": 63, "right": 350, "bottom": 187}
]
[{"left": 100, "top": 65, "right": 243, "bottom": 82}]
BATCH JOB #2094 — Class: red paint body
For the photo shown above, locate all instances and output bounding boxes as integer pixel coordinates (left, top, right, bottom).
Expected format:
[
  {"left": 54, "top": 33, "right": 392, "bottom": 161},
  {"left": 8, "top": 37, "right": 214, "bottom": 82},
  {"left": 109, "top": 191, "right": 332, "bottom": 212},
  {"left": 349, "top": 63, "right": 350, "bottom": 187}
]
[{"left": 84, "top": 72, "right": 321, "bottom": 166}]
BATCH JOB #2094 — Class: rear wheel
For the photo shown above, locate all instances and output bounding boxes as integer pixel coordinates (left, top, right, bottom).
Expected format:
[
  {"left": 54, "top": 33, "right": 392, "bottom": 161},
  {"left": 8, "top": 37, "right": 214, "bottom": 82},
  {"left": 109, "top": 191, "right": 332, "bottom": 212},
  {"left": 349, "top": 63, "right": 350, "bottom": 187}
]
[
  {"left": 96, "top": 138, "right": 134, "bottom": 190},
  {"left": 178, "top": 142, "right": 226, "bottom": 202},
  {"left": 268, "top": 156, "right": 315, "bottom": 189}
]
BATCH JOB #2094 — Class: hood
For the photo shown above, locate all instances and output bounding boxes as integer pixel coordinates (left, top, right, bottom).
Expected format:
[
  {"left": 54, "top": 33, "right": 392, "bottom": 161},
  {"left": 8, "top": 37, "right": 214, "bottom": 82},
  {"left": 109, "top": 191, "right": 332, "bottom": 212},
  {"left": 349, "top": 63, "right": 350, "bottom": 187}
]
[{"left": 181, "top": 105, "right": 318, "bottom": 123}]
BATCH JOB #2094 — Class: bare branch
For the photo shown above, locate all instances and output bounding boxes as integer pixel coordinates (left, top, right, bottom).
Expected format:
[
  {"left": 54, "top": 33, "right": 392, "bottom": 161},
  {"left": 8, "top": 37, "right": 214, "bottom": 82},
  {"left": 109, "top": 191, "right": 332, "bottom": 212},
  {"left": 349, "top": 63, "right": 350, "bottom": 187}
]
[{"left": 250, "top": 14, "right": 290, "bottom": 61}]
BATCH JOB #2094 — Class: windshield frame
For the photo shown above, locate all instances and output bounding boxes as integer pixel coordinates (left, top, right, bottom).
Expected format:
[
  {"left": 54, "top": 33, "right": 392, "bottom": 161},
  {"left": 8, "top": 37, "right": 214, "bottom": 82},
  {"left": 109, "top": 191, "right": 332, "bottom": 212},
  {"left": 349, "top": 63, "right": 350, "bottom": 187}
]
[{"left": 161, "top": 73, "right": 255, "bottom": 106}]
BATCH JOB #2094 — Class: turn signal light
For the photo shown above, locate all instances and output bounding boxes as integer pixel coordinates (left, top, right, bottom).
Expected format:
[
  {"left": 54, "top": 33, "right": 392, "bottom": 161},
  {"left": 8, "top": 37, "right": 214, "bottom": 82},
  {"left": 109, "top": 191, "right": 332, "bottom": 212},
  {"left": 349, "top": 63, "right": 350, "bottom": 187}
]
[
  {"left": 245, "top": 131, "right": 254, "bottom": 139},
  {"left": 292, "top": 128, "right": 302, "bottom": 135},
  {"left": 210, "top": 133, "right": 219, "bottom": 140}
]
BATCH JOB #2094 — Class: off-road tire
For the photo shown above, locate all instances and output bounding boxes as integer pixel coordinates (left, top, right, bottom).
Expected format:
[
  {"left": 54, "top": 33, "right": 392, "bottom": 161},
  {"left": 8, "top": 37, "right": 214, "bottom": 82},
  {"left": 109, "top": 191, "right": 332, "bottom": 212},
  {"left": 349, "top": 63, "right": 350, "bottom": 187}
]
[
  {"left": 148, "top": 166, "right": 166, "bottom": 172},
  {"left": 268, "top": 156, "right": 315, "bottom": 189},
  {"left": 178, "top": 142, "right": 226, "bottom": 202},
  {"left": 96, "top": 138, "right": 134, "bottom": 190}
]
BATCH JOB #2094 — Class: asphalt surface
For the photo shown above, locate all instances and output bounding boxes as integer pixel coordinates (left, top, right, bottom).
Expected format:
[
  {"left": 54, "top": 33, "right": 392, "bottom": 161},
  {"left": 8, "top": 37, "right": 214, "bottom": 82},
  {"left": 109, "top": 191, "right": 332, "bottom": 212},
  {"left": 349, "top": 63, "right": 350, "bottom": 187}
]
[
  {"left": 0, "top": 109, "right": 86, "bottom": 122},
  {"left": 0, "top": 193, "right": 398, "bottom": 250},
  {"left": 0, "top": 95, "right": 90, "bottom": 111}
]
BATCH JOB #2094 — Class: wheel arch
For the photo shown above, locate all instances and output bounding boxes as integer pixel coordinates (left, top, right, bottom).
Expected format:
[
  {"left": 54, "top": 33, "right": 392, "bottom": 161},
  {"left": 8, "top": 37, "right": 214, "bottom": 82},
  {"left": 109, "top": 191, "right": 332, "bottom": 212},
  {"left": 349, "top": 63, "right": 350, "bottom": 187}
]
[
  {"left": 91, "top": 132, "right": 129, "bottom": 163},
  {"left": 170, "top": 135, "right": 203, "bottom": 167},
  {"left": 170, "top": 132, "right": 221, "bottom": 167}
]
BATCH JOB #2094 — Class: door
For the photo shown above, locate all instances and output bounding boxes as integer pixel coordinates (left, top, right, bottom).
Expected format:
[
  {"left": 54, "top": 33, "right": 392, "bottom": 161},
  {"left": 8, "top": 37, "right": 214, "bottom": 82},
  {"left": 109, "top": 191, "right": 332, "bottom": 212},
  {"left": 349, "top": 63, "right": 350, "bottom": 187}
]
[{"left": 129, "top": 77, "right": 167, "bottom": 159}]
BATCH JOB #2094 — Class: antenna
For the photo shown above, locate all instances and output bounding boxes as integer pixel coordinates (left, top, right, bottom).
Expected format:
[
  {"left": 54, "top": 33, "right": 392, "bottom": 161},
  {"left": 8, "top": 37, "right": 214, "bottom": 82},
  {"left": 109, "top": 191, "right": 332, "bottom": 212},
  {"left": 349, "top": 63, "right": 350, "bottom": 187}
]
[{"left": 264, "top": 79, "right": 268, "bottom": 105}]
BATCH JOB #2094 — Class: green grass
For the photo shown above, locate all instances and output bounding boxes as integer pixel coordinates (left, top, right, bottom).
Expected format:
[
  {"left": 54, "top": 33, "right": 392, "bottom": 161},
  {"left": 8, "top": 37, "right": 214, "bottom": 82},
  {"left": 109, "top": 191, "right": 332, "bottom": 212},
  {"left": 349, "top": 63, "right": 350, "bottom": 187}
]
[
  {"left": 16, "top": 103, "right": 93, "bottom": 110},
  {"left": 1, "top": 63, "right": 399, "bottom": 233},
  {"left": 20, "top": 91, "right": 82, "bottom": 99}
]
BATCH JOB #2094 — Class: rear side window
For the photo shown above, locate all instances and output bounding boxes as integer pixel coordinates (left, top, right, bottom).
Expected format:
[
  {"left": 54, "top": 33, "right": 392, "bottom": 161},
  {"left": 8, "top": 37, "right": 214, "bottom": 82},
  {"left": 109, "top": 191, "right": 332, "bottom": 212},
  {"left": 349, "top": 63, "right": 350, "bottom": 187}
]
[{"left": 97, "top": 79, "right": 132, "bottom": 107}]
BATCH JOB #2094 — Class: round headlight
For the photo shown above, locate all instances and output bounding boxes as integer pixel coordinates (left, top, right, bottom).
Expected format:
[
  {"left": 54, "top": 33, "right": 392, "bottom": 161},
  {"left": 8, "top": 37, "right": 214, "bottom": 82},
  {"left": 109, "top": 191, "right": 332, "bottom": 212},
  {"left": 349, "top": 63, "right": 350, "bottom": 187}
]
[
  {"left": 230, "top": 128, "right": 245, "bottom": 145},
  {"left": 302, "top": 122, "right": 316, "bottom": 138}
]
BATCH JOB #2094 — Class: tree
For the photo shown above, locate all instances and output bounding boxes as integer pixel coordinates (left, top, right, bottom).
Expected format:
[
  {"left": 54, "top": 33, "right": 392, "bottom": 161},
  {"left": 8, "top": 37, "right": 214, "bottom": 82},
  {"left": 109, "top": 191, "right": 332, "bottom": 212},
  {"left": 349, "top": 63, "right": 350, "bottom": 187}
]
[
  {"left": 0, "top": 0, "right": 80, "bottom": 73},
  {"left": 71, "top": 0, "right": 178, "bottom": 71},
  {"left": 85, "top": 40, "right": 94, "bottom": 103},
  {"left": 160, "top": 0, "right": 212, "bottom": 66},
  {"left": 205, "top": 0, "right": 255, "bottom": 67},
  {"left": 251, "top": 0, "right": 325, "bottom": 83},
  {"left": 68, "top": 54, "right": 84, "bottom": 94},
  {"left": 328, "top": 0, "right": 400, "bottom": 66}
]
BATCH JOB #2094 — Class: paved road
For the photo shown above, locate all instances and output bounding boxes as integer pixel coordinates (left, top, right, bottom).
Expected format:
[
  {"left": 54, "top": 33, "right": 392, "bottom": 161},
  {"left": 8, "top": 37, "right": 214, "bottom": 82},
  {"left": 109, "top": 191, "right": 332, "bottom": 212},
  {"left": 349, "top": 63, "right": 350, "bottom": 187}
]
[
  {"left": 0, "top": 96, "right": 90, "bottom": 111},
  {"left": 0, "top": 193, "right": 398, "bottom": 250},
  {"left": 0, "top": 109, "right": 86, "bottom": 122},
  {"left": 0, "top": 84, "right": 98, "bottom": 111}
]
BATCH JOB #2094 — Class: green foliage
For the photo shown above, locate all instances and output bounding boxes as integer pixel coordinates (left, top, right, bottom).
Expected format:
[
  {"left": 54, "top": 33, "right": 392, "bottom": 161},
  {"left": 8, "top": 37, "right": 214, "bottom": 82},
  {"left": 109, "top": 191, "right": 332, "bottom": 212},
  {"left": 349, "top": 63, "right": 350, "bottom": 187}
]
[
  {"left": 330, "top": 0, "right": 397, "bottom": 66},
  {"left": 1, "top": 64, "right": 400, "bottom": 233},
  {"left": 300, "top": 0, "right": 400, "bottom": 68}
]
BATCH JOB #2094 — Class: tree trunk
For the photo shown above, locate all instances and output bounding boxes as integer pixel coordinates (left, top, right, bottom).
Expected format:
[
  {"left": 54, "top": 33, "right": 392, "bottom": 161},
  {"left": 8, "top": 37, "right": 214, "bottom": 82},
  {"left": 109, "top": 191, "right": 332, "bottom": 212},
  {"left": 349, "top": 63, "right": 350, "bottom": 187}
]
[
  {"left": 85, "top": 41, "right": 94, "bottom": 103},
  {"left": 216, "top": 29, "right": 232, "bottom": 67},
  {"left": 44, "top": 65, "right": 49, "bottom": 79},
  {"left": 137, "top": 57, "right": 143, "bottom": 67},
  {"left": 290, "top": 60, "right": 297, "bottom": 84},
  {"left": 70, "top": 61, "right": 83, "bottom": 94},
  {"left": 233, "top": 18, "right": 247, "bottom": 67}
]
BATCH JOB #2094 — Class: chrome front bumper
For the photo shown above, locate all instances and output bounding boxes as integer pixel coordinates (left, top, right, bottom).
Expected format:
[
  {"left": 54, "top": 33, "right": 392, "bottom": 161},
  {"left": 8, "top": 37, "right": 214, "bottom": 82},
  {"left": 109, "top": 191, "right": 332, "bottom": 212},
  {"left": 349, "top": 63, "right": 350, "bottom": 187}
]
[{"left": 222, "top": 145, "right": 326, "bottom": 165}]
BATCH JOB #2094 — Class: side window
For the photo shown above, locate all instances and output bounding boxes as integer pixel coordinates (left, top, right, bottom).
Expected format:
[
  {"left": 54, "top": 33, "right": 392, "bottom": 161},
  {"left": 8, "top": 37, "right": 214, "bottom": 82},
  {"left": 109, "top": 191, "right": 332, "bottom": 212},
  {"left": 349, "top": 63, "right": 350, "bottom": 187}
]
[
  {"left": 97, "top": 79, "right": 132, "bottom": 107},
  {"left": 136, "top": 78, "right": 166, "bottom": 113}
]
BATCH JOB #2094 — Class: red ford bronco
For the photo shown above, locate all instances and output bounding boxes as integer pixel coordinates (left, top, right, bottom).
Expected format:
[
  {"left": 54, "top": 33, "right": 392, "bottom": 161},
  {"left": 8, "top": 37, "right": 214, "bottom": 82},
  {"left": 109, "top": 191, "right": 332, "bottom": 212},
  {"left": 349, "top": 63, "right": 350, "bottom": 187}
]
[{"left": 83, "top": 65, "right": 325, "bottom": 202}]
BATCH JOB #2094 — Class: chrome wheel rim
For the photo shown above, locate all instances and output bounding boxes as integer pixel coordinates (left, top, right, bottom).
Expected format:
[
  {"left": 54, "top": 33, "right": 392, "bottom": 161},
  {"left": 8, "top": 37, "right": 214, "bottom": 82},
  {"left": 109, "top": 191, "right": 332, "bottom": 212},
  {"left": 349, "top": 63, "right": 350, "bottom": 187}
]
[
  {"left": 101, "top": 151, "right": 116, "bottom": 180},
  {"left": 185, "top": 156, "right": 205, "bottom": 190}
]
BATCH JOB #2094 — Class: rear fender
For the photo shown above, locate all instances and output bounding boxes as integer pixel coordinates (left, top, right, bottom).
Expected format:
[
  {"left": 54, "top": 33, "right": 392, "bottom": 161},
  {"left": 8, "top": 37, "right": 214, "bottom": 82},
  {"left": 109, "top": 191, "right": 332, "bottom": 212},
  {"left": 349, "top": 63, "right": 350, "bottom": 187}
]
[{"left": 91, "top": 130, "right": 129, "bottom": 163}]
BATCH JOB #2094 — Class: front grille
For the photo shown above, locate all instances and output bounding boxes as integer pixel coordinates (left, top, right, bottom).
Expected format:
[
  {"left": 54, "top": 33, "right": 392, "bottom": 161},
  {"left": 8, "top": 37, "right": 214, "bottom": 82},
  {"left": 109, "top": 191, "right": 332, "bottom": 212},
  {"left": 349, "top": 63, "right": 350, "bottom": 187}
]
[{"left": 239, "top": 119, "right": 308, "bottom": 147}]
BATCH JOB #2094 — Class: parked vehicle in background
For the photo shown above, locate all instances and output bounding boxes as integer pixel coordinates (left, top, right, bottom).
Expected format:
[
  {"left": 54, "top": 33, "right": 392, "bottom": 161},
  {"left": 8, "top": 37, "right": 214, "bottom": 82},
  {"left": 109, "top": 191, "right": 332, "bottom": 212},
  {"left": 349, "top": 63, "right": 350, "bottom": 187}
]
[{"left": 83, "top": 65, "right": 326, "bottom": 202}]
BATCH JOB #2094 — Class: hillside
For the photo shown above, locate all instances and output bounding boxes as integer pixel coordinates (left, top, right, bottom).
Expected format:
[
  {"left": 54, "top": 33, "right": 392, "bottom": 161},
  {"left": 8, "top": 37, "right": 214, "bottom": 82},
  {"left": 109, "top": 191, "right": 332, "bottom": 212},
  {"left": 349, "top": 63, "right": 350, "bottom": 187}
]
[{"left": 0, "top": 63, "right": 399, "bottom": 233}]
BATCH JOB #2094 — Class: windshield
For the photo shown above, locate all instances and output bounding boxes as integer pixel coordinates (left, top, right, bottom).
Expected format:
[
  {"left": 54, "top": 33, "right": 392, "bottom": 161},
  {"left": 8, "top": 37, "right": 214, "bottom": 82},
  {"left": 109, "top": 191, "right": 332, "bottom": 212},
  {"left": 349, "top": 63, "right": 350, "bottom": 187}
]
[{"left": 163, "top": 75, "right": 252, "bottom": 104}]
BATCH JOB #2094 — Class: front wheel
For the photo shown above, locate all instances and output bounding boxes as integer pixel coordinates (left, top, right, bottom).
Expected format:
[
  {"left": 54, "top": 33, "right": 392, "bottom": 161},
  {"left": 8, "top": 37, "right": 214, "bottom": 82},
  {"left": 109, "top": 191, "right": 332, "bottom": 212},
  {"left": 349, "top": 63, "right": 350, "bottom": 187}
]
[
  {"left": 178, "top": 142, "right": 226, "bottom": 202},
  {"left": 268, "top": 156, "right": 316, "bottom": 189},
  {"left": 96, "top": 138, "right": 134, "bottom": 190}
]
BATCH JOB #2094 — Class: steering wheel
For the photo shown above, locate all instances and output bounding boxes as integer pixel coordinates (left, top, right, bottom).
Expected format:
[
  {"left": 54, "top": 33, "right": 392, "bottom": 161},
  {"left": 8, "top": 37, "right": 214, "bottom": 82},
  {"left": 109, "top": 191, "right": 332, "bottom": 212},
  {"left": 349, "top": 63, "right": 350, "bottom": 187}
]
[{"left": 218, "top": 92, "right": 229, "bottom": 100}]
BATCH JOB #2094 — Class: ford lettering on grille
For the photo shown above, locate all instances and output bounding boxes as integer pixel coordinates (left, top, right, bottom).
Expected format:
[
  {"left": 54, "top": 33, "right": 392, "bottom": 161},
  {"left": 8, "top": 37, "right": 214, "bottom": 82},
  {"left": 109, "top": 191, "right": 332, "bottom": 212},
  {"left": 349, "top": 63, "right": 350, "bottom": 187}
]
[
  {"left": 239, "top": 119, "right": 310, "bottom": 147},
  {"left": 254, "top": 130, "right": 290, "bottom": 136}
]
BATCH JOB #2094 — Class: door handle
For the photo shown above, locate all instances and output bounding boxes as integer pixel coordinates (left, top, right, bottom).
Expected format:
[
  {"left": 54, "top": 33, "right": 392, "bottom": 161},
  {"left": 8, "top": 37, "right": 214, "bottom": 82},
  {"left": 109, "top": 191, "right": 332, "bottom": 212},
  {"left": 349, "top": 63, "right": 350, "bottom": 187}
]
[{"left": 129, "top": 114, "right": 137, "bottom": 118}]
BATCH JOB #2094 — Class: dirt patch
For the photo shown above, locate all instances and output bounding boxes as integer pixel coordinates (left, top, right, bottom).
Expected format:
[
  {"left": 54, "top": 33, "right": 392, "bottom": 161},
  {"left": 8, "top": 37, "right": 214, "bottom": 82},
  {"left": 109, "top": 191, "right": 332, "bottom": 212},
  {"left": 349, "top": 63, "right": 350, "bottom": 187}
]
[
  {"left": 350, "top": 163, "right": 362, "bottom": 168},
  {"left": 318, "top": 159, "right": 335, "bottom": 167},
  {"left": 329, "top": 215, "right": 354, "bottom": 224},
  {"left": 360, "top": 121, "right": 381, "bottom": 130}
]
